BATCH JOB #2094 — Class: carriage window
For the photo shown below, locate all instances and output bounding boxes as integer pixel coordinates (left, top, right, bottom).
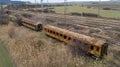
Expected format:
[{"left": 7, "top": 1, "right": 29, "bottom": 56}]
[
  {"left": 48, "top": 30, "right": 49, "bottom": 32},
  {"left": 56, "top": 33, "right": 59, "bottom": 35},
  {"left": 78, "top": 40, "right": 81, "bottom": 44},
  {"left": 68, "top": 37, "right": 71, "bottom": 40},
  {"left": 44, "top": 28, "right": 47, "bottom": 31},
  {"left": 52, "top": 31, "right": 54, "bottom": 34},
  {"left": 50, "top": 30, "right": 52, "bottom": 33},
  {"left": 73, "top": 39, "right": 76, "bottom": 42},
  {"left": 84, "top": 43, "right": 88, "bottom": 46},
  {"left": 91, "top": 46, "right": 94, "bottom": 50},
  {"left": 51, "top": 31, "right": 53, "bottom": 33},
  {"left": 53, "top": 32, "right": 55, "bottom": 34},
  {"left": 44, "top": 28, "right": 46, "bottom": 30},
  {"left": 64, "top": 35, "right": 67, "bottom": 39},
  {"left": 60, "top": 34, "right": 63, "bottom": 36},
  {"left": 96, "top": 47, "right": 100, "bottom": 52}
]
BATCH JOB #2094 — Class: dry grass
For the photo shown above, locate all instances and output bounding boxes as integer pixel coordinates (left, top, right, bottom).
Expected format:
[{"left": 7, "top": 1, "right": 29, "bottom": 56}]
[{"left": 0, "top": 23, "right": 120, "bottom": 67}]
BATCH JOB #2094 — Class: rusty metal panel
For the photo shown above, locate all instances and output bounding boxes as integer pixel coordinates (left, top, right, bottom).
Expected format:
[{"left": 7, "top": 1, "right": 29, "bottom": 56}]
[
  {"left": 44, "top": 25, "right": 106, "bottom": 47},
  {"left": 71, "top": 38, "right": 89, "bottom": 52},
  {"left": 21, "top": 17, "right": 40, "bottom": 26}
]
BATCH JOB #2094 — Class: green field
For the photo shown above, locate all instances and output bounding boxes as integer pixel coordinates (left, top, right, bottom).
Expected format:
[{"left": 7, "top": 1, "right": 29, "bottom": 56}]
[
  {"left": 53, "top": 6, "right": 120, "bottom": 19},
  {"left": 0, "top": 42, "right": 13, "bottom": 67}
]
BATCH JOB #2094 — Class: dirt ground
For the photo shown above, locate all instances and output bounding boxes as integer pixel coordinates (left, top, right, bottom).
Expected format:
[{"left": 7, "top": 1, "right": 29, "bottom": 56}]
[{"left": 0, "top": 12, "right": 120, "bottom": 67}]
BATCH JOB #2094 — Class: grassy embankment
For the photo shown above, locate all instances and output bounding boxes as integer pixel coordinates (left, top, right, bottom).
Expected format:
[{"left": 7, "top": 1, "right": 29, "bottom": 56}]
[{"left": 0, "top": 42, "right": 13, "bottom": 67}]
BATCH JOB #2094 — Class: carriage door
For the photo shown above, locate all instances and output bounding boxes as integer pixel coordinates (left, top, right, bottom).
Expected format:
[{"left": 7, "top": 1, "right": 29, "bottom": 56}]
[{"left": 37, "top": 24, "right": 42, "bottom": 31}]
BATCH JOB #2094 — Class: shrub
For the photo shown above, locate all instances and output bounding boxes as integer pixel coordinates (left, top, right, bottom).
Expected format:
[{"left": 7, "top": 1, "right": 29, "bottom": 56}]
[{"left": 0, "top": 14, "right": 9, "bottom": 25}]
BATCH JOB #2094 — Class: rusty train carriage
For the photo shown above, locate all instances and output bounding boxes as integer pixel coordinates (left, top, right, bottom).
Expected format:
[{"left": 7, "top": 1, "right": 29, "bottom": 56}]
[
  {"left": 20, "top": 17, "right": 42, "bottom": 31},
  {"left": 44, "top": 25, "right": 108, "bottom": 58}
]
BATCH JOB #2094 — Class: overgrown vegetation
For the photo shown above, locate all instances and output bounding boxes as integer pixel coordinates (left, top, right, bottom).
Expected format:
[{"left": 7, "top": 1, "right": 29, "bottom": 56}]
[
  {"left": 0, "top": 23, "right": 119, "bottom": 67},
  {"left": 0, "top": 9, "right": 9, "bottom": 25},
  {"left": 0, "top": 42, "right": 13, "bottom": 67},
  {"left": 0, "top": 14, "right": 9, "bottom": 25},
  {"left": 0, "top": 2, "right": 120, "bottom": 67}
]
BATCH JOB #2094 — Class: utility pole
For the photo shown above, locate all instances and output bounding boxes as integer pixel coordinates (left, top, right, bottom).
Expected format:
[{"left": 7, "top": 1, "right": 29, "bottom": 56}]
[
  {"left": 41, "top": 0, "right": 43, "bottom": 12},
  {"left": 0, "top": 3, "right": 5, "bottom": 14},
  {"left": 64, "top": 0, "right": 67, "bottom": 22},
  {"left": 0, "top": 4, "right": 3, "bottom": 14},
  {"left": 35, "top": 0, "right": 37, "bottom": 8},
  {"left": 64, "top": 0, "right": 67, "bottom": 15},
  {"left": 41, "top": 0, "right": 45, "bottom": 23},
  {"left": 47, "top": 0, "right": 49, "bottom": 13},
  {"left": 98, "top": 0, "right": 101, "bottom": 17}
]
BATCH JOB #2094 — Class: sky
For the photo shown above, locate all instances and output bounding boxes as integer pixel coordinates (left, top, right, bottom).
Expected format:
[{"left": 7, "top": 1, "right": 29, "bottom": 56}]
[{"left": 12, "top": 0, "right": 110, "bottom": 3}]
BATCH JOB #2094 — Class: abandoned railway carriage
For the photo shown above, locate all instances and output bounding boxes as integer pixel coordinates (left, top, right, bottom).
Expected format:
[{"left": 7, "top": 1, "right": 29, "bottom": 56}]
[
  {"left": 20, "top": 17, "right": 42, "bottom": 31},
  {"left": 44, "top": 25, "right": 108, "bottom": 58}
]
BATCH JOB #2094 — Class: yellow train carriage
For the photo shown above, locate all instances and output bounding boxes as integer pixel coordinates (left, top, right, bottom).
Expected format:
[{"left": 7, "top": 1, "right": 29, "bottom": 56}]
[
  {"left": 44, "top": 25, "right": 108, "bottom": 58},
  {"left": 20, "top": 17, "right": 42, "bottom": 31}
]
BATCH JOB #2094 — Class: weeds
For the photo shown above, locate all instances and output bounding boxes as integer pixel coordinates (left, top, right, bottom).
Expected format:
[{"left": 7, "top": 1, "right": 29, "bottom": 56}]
[
  {"left": 0, "top": 24, "right": 119, "bottom": 67},
  {"left": 0, "top": 14, "right": 9, "bottom": 25},
  {"left": 8, "top": 27, "right": 16, "bottom": 38}
]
